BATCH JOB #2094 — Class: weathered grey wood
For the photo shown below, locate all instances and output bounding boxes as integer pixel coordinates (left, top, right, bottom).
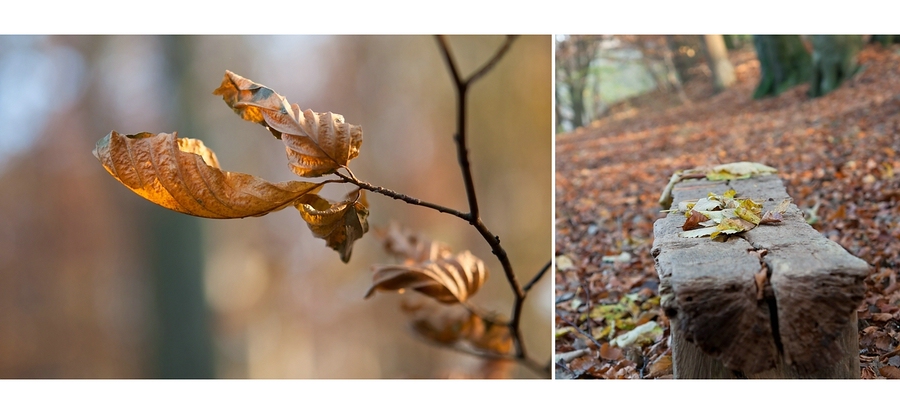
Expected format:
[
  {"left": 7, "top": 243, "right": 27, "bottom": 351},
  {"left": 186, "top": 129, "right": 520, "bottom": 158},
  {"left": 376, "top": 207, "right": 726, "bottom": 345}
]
[{"left": 652, "top": 174, "right": 869, "bottom": 378}]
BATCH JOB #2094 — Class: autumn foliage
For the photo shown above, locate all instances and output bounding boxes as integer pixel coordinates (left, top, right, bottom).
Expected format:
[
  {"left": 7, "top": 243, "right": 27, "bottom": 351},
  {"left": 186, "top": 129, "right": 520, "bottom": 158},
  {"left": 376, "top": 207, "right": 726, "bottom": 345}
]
[
  {"left": 556, "top": 45, "right": 900, "bottom": 379},
  {"left": 94, "top": 36, "right": 549, "bottom": 378},
  {"left": 94, "top": 71, "right": 368, "bottom": 262}
]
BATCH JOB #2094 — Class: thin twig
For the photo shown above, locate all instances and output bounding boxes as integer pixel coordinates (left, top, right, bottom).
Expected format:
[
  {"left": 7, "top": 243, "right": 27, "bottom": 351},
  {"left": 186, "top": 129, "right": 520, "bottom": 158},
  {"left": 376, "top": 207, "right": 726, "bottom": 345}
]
[
  {"left": 556, "top": 310, "right": 604, "bottom": 349},
  {"left": 412, "top": 334, "right": 547, "bottom": 378},
  {"left": 436, "top": 35, "right": 480, "bottom": 219},
  {"left": 524, "top": 260, "right": 551, "bottom": 292},
  {"left": 435, "top": 35, "right": 532, "bottom": 364},
  {"left": 579, "top": 278, "right": 594, "bottom": 337},
  {"left": 466, "top": 35, "right": 518, "bottom": 85},
  {"left": 555, "top": 359, "right": 576, "bottom": 378},
  {"left": 437, "top": 35, "right": 536, "bottom": 372},
  {"left": 351, "top": 36, "right": 545, "bottom": 378},
  {"left": 335, "top": 171, "right": 470, "bottom": 221}
]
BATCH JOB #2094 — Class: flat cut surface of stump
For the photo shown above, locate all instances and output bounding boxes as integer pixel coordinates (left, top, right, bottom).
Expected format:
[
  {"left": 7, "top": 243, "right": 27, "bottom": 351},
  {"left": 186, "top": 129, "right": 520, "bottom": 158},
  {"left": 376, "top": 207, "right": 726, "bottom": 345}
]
[{"left": 652, "top": 174, "right": 870, "bottom": 377}]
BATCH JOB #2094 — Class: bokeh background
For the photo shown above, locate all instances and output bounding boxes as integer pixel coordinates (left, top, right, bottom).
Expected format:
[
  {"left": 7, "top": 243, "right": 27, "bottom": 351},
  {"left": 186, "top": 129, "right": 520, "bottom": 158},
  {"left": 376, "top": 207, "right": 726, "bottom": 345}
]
[{"left": 0, "top": 35, "right": 551, "bottom": 378}]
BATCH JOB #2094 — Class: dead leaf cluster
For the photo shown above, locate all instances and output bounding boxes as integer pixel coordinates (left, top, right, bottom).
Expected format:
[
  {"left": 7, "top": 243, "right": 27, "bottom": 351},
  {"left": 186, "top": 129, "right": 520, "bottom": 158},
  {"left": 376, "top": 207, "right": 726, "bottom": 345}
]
[
  {"left": 371, "top": 224, "right": 510, "bottom": 355},
  {"left": 672, "top": 189, "right": 788, "bottom": 239},
  {"left": 94, "top": 71, "right": 369, "bottom": 262}
]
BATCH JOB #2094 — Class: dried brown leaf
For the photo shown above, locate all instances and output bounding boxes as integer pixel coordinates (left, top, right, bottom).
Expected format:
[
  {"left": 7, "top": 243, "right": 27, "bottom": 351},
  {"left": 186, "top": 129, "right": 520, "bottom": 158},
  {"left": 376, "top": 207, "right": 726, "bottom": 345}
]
[
  {"left": 879, "top": 365, "right": 900, "bottom": 379},
  {"left": 93, "top": 131, "right": 321, "bottom": 218},
  {"left": 682, "top": 210, "right": 707, "bottom": 231},
  {"left": 872, "top": 313, "right": 894, "bottom": 322},
  {"left": 366, "top": 250, "right": 488, "bottom": 304},
  {"left": 295, "top": 190, "right": 369, "bottom": 263},
  {"left": 599, "top": 342, "right": 623, "bottom": 360},
  {"left": 645, "top": 354, "right": 673, "bottom": 378},
  {"left": 214, "top": 71, "right": 362, "bottom": 177},
  {"left": 401, "top": 301, "right": 471, "bottom": 345},
  {"left": 376, "top": 222, "right": 452, "bottom": 264},
  {"left": 400, "top": 298, "right": 511, "bottom": 354}
]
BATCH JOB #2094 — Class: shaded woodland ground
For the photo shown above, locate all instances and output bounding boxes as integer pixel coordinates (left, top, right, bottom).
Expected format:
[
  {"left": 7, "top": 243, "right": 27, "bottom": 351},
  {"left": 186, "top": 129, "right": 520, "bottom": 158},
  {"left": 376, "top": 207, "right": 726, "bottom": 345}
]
[{"left": 555, "top": 44, "right": 900, "bottom": 379}]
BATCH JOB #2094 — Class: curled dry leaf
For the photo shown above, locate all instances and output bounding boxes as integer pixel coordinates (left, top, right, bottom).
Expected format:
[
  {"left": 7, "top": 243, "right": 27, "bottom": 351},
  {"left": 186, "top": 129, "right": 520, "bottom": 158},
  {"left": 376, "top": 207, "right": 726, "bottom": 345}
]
[
  {"left": 93, "top": 131, "right": 321, "bottom": 219},
  {"left": 366, "top": 250, "right": 488, "bottom": 304},
  {"left": 659, "top": 162, "right": 777, "bottom": 208},
  {"left": 401, "top": 298, "right": 513, "bottom": 355},
  {"left": 214, "top": 70, "right": 363, "bottom": 177},
  {"left": 295, "top": 190, "right": 369, "bottom": 263}
]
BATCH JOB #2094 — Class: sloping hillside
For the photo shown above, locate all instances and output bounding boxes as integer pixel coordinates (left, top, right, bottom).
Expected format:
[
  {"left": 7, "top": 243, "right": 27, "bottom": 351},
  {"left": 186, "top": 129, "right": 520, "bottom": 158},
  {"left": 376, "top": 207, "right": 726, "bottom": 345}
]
[{"left": 555, "top": 45, "right": 900, "bottom": 379}]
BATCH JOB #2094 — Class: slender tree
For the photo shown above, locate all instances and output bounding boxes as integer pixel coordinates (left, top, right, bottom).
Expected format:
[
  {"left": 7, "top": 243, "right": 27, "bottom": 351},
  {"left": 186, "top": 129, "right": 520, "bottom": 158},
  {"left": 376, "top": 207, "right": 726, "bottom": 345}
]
[
  {"left": 556, "top": 35, "right": 600, "bottom": 129},
  {"left": 703, "top": 35, "right": 736, "bottom": 93}
]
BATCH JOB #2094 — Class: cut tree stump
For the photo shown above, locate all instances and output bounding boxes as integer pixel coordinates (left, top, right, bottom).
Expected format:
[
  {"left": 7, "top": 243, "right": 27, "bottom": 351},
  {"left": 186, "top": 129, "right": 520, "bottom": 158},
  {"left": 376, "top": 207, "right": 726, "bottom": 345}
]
[{"left": 651, "top": 173, "right": 870, "bottom": 378}]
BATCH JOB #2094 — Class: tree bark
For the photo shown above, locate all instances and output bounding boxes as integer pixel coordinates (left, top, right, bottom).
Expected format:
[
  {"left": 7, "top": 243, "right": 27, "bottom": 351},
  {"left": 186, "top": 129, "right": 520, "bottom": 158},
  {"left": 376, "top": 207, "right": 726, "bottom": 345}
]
[
  {"left": 703, "top": 35, "right": 736, "bottom": 93},
  {"left": 808, "top": 35, "right": 863, "bottom": 98},
  {"left": 556, "top": 36, "right": 599, "bottom": 129},
  {"left": 752, "top": 35, "right": 811, "bottom": 99},
  {"left": 653, "top": 174, "right": 869, "bottom": 378},
  {"left": 663, "top": 36, "right": 690, "bottom": 104}
]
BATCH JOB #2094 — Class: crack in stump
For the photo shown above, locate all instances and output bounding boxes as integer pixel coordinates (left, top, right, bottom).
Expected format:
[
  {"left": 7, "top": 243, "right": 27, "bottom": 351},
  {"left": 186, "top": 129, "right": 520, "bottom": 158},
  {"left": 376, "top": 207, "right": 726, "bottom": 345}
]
[{"left": 740, "top": 236, "right": 785, "bottom": 358}]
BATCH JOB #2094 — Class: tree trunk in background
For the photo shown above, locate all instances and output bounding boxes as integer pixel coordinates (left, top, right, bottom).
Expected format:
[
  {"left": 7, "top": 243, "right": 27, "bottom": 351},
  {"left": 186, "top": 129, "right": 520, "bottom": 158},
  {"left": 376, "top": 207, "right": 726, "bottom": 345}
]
[
  {"left": 724, "top": 35, "right": 751, "bottom": 50},
  {"left": 870, "top": 35, "right": 899, "bottom": 46},
  {"left": 752, "top": 35, "right": 811, "bottom": 99},
  {"left": 556, "top": 36, "right": 599, "bottom": 129},
  {"left": 663, "top": 36, "right": 690, "bottom": 104},
  {"left": 808, "top": 35, "right": 863, "bottom": 98},
  {"left": 149, "top": 36, "right": 215, "bottom": 378},
  {"left": 555, "top": 82, "right": 565, "bottom": 131},
  {"left": 703, "top": 35, "right": 736, "bottom": 93}
]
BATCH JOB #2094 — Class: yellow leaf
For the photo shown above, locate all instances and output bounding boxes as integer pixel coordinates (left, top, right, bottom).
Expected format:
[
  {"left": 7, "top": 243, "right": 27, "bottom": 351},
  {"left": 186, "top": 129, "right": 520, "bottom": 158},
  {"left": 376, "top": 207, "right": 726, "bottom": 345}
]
[
  {"left": 707, "top": 161, "right": 777, "bottom": 180},
  {"left": 214, "top": 71, "right": 362, "bottom": 177},
  {"left": 295, "top": 190, "right": 369, "bottom": 263},
  {"left": 711, "top": 217, "right": 756, "bottom": 239},
  {"left": 734, "top": 205, "right": 762, "bottom": 225},
  {"left": 366, "top": 250, "right": 488, "bottom": 304},
  {"left": 93, "top": 131, "right": 321, "bottom": 218}
]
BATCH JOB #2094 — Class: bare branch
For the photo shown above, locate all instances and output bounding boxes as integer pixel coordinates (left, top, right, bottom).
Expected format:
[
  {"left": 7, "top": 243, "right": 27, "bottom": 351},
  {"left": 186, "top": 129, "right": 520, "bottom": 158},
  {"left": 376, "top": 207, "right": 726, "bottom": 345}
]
[
  {"left": 467, "top": 35, "right": 518, "bottom": 85},
  {"left": 556, "top": 310, "right": 604, "bottom": 349},
  {"left": 336, "top": 171, "right": 470, "bottom": 221},
  {"left": 435, "top": 34, "right": 539, "bottom": 370},
  {"left": 524, "top": 260, "right": 551, "bottom": 293}
]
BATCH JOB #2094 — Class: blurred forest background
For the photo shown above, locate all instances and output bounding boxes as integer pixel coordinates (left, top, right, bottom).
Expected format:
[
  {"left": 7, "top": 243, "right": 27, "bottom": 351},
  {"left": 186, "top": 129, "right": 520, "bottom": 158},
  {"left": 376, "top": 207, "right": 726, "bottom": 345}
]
[
  {"left": 555, "top": 35, "right": 900, "bottom": 378},
  {"left": 0, "top": 35, "right": 551, "bottom": 379}
]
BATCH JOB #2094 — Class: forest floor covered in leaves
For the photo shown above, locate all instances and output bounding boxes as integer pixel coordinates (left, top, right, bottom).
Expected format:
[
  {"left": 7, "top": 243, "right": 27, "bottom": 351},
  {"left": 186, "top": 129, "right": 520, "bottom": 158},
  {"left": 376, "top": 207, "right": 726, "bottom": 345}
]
[{"left": 554, "top": 45, "right": 900, "bottom": 379}]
